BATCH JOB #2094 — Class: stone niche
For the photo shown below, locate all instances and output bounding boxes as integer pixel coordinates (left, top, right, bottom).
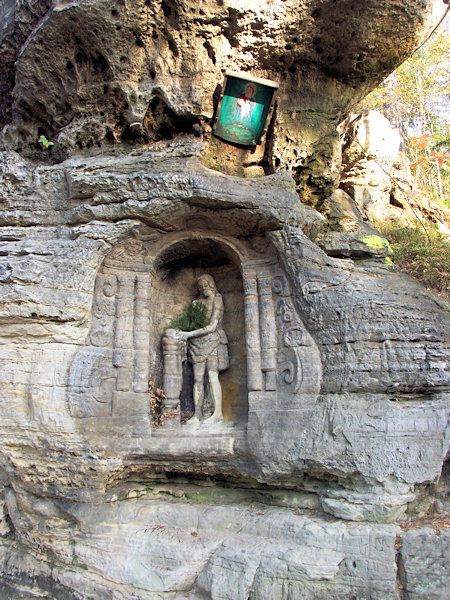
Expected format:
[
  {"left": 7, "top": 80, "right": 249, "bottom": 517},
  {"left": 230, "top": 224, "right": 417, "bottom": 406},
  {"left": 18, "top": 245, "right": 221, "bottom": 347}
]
[
  {"left": 67, "top": 226, "right": 322, "bottom": 469},
  {"left": 152, "top": 237, "right": 247, "bottom": 425}
]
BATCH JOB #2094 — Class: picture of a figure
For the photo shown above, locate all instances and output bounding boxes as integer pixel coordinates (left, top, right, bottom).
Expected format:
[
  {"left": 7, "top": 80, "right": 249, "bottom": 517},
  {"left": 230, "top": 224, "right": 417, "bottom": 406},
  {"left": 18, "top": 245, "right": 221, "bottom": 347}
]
[
  {"left": 234, "top": 83, "right": 257, "bottom": 129},
  {"left": 214, "top": 74, "right": 277, "bottom": 146}
]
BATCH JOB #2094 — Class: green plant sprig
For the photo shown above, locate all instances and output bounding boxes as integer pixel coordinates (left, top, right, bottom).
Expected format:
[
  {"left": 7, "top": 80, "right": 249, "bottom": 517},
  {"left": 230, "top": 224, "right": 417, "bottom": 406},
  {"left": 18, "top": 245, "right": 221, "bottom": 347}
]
[
  {"left": 170, "top": 301, "right": 208, "bottom": 332},
  {"left": 39, "top": 135, "right": 54, "bottom": 149}
]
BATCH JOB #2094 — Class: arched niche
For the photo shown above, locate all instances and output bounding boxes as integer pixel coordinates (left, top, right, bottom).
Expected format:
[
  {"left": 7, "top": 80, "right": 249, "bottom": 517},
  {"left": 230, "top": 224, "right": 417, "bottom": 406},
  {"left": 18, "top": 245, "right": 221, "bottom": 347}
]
[
  {"left": 150, "top": 237, "right": 247, "bottom": 424},
  {"left": 67, "top": 227, "right": 322, "bottom": 463}
]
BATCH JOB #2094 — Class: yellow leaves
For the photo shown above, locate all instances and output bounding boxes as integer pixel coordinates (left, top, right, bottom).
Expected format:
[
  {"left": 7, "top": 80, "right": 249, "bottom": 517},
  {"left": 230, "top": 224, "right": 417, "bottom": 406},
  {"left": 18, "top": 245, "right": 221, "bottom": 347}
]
[
  {"left": 408, "top": 132, "right": 431, "bottom": 149},
  {"left": 430, "top": 151, "right": 450, "bottom": 166},
  {"left": 408, "top": 135, "right": 450, "bottom": 169}
]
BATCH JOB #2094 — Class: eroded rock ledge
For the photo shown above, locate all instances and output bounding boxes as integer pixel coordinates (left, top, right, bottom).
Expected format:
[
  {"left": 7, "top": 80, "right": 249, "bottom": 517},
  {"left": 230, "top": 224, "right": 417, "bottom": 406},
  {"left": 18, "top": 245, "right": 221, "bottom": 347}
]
[{"left": 1, "top": 1, "right": 447, "bottom": 197}]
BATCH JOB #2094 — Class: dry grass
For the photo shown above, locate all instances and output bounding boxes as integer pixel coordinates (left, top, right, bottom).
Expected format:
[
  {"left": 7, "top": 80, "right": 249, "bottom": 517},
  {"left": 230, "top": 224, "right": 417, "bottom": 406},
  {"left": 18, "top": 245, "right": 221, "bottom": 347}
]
[{"left": 379, "top": 220, "right": 449, "bottom": 298}]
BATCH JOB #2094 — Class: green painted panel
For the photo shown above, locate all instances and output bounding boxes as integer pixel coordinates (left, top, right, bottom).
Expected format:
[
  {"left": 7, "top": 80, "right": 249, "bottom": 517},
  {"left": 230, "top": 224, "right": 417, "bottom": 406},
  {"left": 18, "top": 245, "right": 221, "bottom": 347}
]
[{"left": 214, "top": 76, "right": 275, "bottom": 146}]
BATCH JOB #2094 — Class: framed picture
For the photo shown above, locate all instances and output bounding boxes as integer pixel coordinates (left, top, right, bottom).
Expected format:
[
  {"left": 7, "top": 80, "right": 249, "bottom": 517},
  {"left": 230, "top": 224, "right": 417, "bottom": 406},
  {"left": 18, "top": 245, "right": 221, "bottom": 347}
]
[{"left": 213, "top": 71, "right": 279, "bottom": 146}]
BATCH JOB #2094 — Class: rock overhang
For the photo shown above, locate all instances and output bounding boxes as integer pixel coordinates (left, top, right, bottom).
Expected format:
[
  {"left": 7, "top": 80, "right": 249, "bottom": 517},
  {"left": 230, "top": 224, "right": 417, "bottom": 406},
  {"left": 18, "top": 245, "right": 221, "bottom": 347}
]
[
  {"left": 0, "top": 145, "right": 324, "bottom": 235},
  {"left": 0, "top": 144, "right": 448, "bottom": 504},
  {"left": 1, "top": 0, "right": 447, "bottom": 162}
]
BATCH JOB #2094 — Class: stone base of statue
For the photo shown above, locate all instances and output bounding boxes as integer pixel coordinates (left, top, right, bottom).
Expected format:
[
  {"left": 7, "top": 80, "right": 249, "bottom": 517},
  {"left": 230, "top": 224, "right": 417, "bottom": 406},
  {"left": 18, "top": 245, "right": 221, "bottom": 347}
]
[{"left": 159, "top": 328, "right": 186, "bottom": 431}]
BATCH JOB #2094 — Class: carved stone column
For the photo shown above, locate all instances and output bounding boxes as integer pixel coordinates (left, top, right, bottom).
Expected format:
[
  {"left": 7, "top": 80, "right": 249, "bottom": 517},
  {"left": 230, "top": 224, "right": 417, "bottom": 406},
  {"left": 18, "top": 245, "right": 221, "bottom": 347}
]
[
  {"left": 133, "top": 272, "right": 152, "bottom": 393},
  {"left": 161, "top": 329, "right": 186, "bottom": 430},
  {"left": 113, "top": 273, "right": 135, "bottom": 392},
  {"left": 258, "top": 272, "right": 277, "bottom": 391},
  {"left": 243, "top": 275, "right": 263, "bottom": 391}
]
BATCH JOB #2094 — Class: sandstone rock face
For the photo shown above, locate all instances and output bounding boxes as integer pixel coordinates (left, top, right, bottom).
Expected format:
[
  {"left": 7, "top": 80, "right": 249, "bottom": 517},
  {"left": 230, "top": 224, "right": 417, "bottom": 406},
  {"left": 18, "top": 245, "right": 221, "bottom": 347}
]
[
  {"left": 400, "top": 527, "right": 450, "bottom": 600},
  {"left": 1, "top": 489, "right": 401, "bottom": 600},
  {"left": 0, "top": 142, "right": 449, "bottom": 598},
  {"left": 338, "top": 110, "right": 450, "bottom": 230},
  {"left": 0, "top": 1, "right": 449, "bottom": 599},
  {"left": 339, "top": 111, "right": 403, "bottom": 222}
]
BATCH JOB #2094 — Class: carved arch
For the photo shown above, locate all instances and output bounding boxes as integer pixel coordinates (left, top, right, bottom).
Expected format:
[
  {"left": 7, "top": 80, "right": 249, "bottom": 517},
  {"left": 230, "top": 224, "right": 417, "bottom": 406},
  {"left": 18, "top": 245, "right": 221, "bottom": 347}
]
[{"left": 66, "top": 227, "right": 322, "bottom": 463}]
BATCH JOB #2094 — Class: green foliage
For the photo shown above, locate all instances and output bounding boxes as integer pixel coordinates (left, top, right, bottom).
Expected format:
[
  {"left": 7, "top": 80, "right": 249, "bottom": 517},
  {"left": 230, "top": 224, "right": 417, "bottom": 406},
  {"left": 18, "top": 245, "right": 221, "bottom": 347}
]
[
  {"left": 357, "top": 21, "right": 449, "bottom": 139},
  {"left": 357, "top": 17, "right": 450, "bottom": 204},
  {"left": 379, "top": 220, "right": 449, "bottom": 296},
  {"left": 38, "top": 134, "right": 54, "bottom": 149},
  {"left": 171, "top": 301, "right": 208, "bottom": 332}
]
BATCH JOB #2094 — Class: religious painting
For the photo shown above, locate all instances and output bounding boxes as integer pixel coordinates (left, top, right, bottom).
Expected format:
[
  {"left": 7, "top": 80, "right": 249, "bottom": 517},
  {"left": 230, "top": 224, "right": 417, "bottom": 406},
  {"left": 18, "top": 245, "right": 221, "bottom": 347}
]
[{"left": 213, "top": 71, "right": 279, "bottom": 146}]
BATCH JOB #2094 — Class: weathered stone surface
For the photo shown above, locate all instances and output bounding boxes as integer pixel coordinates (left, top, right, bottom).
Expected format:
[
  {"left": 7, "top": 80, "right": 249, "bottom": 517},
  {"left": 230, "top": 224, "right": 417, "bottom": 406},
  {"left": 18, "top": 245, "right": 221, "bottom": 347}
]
[
  {"left": 316, "top": 230, "right": 391, "bottom": 258},
  {"left": 0, "top": 145, "right": 318, "bottom": 231},
  {"left": 337, "top": 110, "right": 450, "bottom": 231},
  {"left": 400, "top": 527, "right": 450, "bottom": 600},
  {"left": 272, "top": 227, "right": 449, "bottom": 395},
  {"left": 315, "top": 187, "right": 393, "bottom": 258},
  {"left": 300, "top": 395, "right": 449, "bottom": 485},
  {"left": 0, "top": 150, "right": 448, "bottom": 503},
  {"left": 0, "top": 142, "right": 448, "bottom": 598},
  {"left": 0, "top": 497, "right": 9, "bottom": 537},
  {"left": 316, "top": 188, "right": 373, "bottom": 233},
  {"left": 1, "top": 486, "right": 400, "bottom": 600},
  {"left": 339, "top": 111, "right": 403, "bottom": 222},
  {"left": 0, "top": 0, "right": 52, "bottom": 131}
]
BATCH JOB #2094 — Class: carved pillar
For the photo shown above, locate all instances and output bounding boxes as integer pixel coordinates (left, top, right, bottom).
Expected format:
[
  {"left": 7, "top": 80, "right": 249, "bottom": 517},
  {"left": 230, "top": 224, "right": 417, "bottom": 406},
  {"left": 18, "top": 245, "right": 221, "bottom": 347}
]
[
  {"left": 133, "top": 272, "right": 152, "bottom": 393},
  {"left": 113, "top": 273, "right": 135, "bottom": 392},
  {"left": 160, "top": 329, "right": 186, "bottom": 430},
  {"left": 88, "top": 273, "right": 116, "bottom": 348},
  {"left": 243, "top": 274, "right": 263, "bottom": 391},
  {"left": 258, "top": 272, "right": 277, "bottom": 391}
]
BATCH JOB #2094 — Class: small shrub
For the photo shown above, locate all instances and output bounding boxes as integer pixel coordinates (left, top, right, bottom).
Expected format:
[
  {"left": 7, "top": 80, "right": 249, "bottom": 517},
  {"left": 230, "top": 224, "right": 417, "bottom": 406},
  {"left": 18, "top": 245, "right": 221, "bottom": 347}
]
[
  {"left": 38, "top": 134, "right": 54, "bottom": 149},
  {"left": 170, "top": 300, "right": 208, "bottom": 331},
  {"left": 148, "top": 379, "right": 180, "bottom": 427},
  {"left": 379, "top": 220, "right": 449, "bottom": 297},
  {"left": 149, "top": 379, "right": 165, "bottom": 426}
]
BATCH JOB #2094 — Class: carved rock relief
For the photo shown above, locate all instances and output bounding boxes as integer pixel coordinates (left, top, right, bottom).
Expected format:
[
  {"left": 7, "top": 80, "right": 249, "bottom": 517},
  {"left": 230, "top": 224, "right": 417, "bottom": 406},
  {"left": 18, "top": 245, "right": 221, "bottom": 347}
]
[
  {"left": 67, "top": 228, "right": 322, "bottom": 463},
  {"left": 272, "top": 274, "right": 322, "bottom": 401}
]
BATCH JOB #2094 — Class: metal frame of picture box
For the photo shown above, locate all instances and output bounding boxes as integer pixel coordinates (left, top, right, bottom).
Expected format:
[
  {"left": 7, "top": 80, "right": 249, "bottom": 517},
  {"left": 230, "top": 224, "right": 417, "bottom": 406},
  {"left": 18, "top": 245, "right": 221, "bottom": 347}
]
[{"left": 213, "top": 71, "right": 279, "bottom": 147}]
